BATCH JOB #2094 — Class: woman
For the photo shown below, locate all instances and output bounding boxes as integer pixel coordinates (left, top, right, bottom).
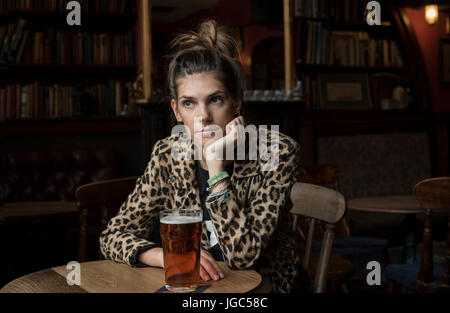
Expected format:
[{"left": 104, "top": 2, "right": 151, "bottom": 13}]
[{"left": 100, "top": 20, "right": 310, "bottom": 293}]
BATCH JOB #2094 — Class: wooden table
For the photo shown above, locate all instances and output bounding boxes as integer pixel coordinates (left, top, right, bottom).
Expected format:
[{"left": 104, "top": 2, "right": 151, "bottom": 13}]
[
  {"left": 0, "top": 260, "right": 264, "bottom": 293},
  {"left": 0, "top": 201, "right": 79, "bottom": 223},
  {"left": 347, "top": 195, "right": 422, "bottom": 264}
]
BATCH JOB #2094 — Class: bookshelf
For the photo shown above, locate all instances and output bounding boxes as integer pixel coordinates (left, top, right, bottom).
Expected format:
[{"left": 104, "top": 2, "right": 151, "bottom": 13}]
[
  {"left": 0, "top": 0, "right": 139, "bottom": 129},
  {"left": 291, "top": 0, "right": 430, "bottom": 111}
]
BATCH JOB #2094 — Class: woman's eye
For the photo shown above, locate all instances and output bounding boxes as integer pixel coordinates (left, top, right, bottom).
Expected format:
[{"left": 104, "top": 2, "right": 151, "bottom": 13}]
[
  {"left": 183, "top": 101, "right": 194, "bottom": 108},
  {"left": 210, "top": 97, "right": 223, "bottom": 104}
]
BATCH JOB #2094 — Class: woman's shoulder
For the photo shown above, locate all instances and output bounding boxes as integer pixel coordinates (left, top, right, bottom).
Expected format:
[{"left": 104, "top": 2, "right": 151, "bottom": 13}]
[
  {"left": 278, "top": 131, "right": 299, "bottom": 152},
  {"left": 260, "top": 129, "right": 299, "bottom": 155},
  {"left": 151, "top": 135, "right": 180, "bottom": 156},
  {"left": 252, "top": 129, "right": 299, "bottom": 173}
]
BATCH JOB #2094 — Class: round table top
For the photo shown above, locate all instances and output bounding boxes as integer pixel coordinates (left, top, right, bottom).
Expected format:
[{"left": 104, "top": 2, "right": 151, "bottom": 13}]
[
  {"left": 347, "top": 195, "right": 422, "bottom": 214},
  {"left": 0, "top": 201, "right": 78, "bottom": 223},
  {"left": 0, "top": 260, "right": 263, "bottom": 294}
]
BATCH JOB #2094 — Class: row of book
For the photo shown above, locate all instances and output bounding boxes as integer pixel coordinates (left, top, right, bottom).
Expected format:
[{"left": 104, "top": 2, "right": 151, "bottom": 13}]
[
  {"left": 294, "top": 0, "right": 374, "bottom": 22},
  {"left": 0, "top": 81, "right": 137, "bottom": 121},
  {"left": 0, "top": 0, "right": 136, "bottom": 14},
  {"left": 0, "top": 19, "right": 137, "bottom": 65},
  {"left": 295, "top": 21, "right": 404, "bottom": 67}
]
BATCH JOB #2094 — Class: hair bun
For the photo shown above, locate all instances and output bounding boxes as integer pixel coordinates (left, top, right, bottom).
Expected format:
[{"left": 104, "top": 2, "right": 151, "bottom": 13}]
[{"left": 171, "top": 20, "right": 239, "bottom": 58}]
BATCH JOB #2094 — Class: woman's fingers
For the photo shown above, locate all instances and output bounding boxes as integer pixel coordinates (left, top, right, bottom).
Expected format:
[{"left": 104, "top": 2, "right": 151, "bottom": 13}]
[
  {"left": 210, "top": 261, "right": 225, "bottom": 279},
  {"left": 200, "top": 251, "right": 224, "bottom": 281},
  {"left": 202, "top": 252, "right": 225, "bottom": 279},
  {"left": 228, "top": 119, "right": 244, "bottom": 145},
  {"left": 201, "top": 258, "right": 220, "bottom": 281},
  {"left": 206, "top": 115, "right": 247, "bottom": 160},
  {"left": 200, "top": 266, "right": 211, "bottom": 281},
  {"left": 233, "top": 115, "right": 245, "bottom": 125}
]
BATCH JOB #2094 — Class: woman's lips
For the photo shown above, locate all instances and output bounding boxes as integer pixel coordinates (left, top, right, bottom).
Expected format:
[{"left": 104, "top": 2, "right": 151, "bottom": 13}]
[
  {"left": 196, "top": 126, "right": 217, "bottom": 138},
  {"left": 200, "top": 130, "right": 214, "bottom": 138}
]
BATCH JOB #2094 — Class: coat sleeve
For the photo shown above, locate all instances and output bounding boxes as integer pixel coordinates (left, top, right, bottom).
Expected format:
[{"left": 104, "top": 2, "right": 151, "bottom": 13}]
[
  {"left": 205, "top": 138, "right": 300, "bottom": 270},
  {"left": 99, "top": 140, "right": 165, "bottom": 267}
]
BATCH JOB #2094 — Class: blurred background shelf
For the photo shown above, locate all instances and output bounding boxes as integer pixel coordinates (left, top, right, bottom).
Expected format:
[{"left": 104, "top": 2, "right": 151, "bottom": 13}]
[
  {"left": 296, "top": 63, "right": 409, "bottom": 75},
  {"left": 1, "top": 64, "right": 139, "bottom": 81},
  {"left": 0, "top": 9, "right": 137, "bottom": 26},
  {"left": 0, "top": 117, "right": 141, "bottom": 136}
]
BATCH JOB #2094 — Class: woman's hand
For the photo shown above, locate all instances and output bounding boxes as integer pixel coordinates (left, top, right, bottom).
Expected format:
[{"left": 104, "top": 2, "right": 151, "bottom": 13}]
[
  {"left": 138, "top": 248, "right": 224, "bottom": 281},
  {"left": 200, "top": 250, "right": 224, "bottom": 281},
  {"left": 203, "top": 115, "right": 246, "bottom": 176}
]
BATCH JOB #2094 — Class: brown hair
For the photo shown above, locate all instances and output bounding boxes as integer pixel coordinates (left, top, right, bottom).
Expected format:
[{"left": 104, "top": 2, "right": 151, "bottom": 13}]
[{"left": 168, "top": 20, "right": 246, "bottom": 103}]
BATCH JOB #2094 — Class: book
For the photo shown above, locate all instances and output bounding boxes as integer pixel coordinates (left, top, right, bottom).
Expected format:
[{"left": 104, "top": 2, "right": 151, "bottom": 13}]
[
  {"left": 20, "top": 85, "right": 28, "bottom": 119},
  {"left": 7, "top": 18, "right": 26, "bottom": 62},
  {"left": 0, "top": 23, "right": 15, "bottom": 64},
  {"left": 312, "top": 0, "right": 320, "bottom": 18},
  {"left": 115, "top": 81, "right": 122, "bottom": 116},
  {"left": 294, "top": 0, "right": 303, "bottom": 17},
  {"left": 383, "top": 39, "right": 389, "bottom": 66},
  {"left": 368, "top": 39, "right": 376, "bottom": 66},
  {"left": 305, "top": 22, "right": 313, "bottom": 64},
  {"left": 0, "top": 26, "right": 8, "bottom": 51},
  {"left": 15, "top": 84, "right": 20, "bottom": 119},
  {"left": 1, "top": 87, "right": 7, "bottom": 122}
]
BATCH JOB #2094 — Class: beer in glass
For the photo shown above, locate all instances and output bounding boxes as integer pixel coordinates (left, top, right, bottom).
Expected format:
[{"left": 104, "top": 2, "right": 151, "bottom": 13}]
[{"left": 159, "top": 209, "right": 202, "bottom": 292}]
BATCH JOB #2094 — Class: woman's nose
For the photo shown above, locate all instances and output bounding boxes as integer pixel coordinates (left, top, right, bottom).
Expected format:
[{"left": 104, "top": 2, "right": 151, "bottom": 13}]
[{"left": 198, "top": 103, "right": 211, "bottom": 122}]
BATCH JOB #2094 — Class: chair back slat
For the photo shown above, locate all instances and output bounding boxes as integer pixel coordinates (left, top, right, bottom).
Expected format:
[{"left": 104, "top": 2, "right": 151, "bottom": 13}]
[
  {"left": 290, "top": 182, "right": 346, "bottom": 293},
  {"left": 302, "top": 218, "right": 315, "bottom": 269},
  {"left": 414, "top": 177, "right": 450, "bottom": 210},
  {"left": 315, "top": 224, "right": 335, "bottom": 292},
  {"left": 291, "top": 182, "right": 346, "bottom": 224}
]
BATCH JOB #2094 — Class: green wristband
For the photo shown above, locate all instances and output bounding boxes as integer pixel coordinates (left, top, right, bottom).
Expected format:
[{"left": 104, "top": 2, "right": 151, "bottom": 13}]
[{"left": 207, "top": 171, "right": 228, "bottom": 185}]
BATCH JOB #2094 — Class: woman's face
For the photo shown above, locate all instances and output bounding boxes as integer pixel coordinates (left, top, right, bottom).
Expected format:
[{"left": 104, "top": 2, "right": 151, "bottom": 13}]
[{"left": 171, "top": 72, "right": 241, "bottom": 149}]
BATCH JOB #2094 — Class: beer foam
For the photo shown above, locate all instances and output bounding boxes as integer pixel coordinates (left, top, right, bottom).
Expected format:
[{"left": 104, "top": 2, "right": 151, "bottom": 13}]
[{"left": 160, "top": 214, "right": 202, "bottom": 224}]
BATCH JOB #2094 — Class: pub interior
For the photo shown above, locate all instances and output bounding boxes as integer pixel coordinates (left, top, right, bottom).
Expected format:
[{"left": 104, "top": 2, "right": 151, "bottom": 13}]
[{"left": 0, "top": 0, "right": 449, "bottom": 295}]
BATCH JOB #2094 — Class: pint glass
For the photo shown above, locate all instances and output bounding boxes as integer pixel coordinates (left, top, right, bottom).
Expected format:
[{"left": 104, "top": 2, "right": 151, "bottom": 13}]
[{"left": 159, "top": 209, "right": 202, "bottom": 292}]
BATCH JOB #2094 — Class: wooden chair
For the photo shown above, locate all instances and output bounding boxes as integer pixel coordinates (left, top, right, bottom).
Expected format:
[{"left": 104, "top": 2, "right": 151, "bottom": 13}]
[
  {"left": 297, "top": 164, "right": 390, "bottom": 292},
  {"left": 297, "top": 165, "right": 350, "bottom": 237},
  {"left": 76, "top": 177, "right": 138, "bottom": 262},
  {"left": 385, "top": 177, "right": 450, "bottom": 293},
  {"left": 290, "top": 182, "right": 346, "bottom": 293}
]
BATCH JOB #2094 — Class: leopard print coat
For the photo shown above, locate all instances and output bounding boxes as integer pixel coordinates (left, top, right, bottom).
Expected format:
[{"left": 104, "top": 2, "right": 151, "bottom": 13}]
[{"left": 100, "top": 130, "right": 305, "bottom": 293}]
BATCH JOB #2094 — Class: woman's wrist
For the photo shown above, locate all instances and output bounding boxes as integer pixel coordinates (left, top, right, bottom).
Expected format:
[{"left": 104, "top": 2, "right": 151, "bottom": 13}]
[
  {"left": 138, "top": 247, "right": 164, "bottom": 268},
  {"left": 207, "top": 165, "right": 225, "bottom": 178},
  {"left": 209, "top": 178, "right": 230, "bottom": 193}
]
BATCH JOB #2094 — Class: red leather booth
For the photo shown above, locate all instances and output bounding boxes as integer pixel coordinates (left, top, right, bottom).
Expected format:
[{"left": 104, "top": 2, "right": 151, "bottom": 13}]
[{"left": 2, "top": 147, "right": 117, "bottom": 203}]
